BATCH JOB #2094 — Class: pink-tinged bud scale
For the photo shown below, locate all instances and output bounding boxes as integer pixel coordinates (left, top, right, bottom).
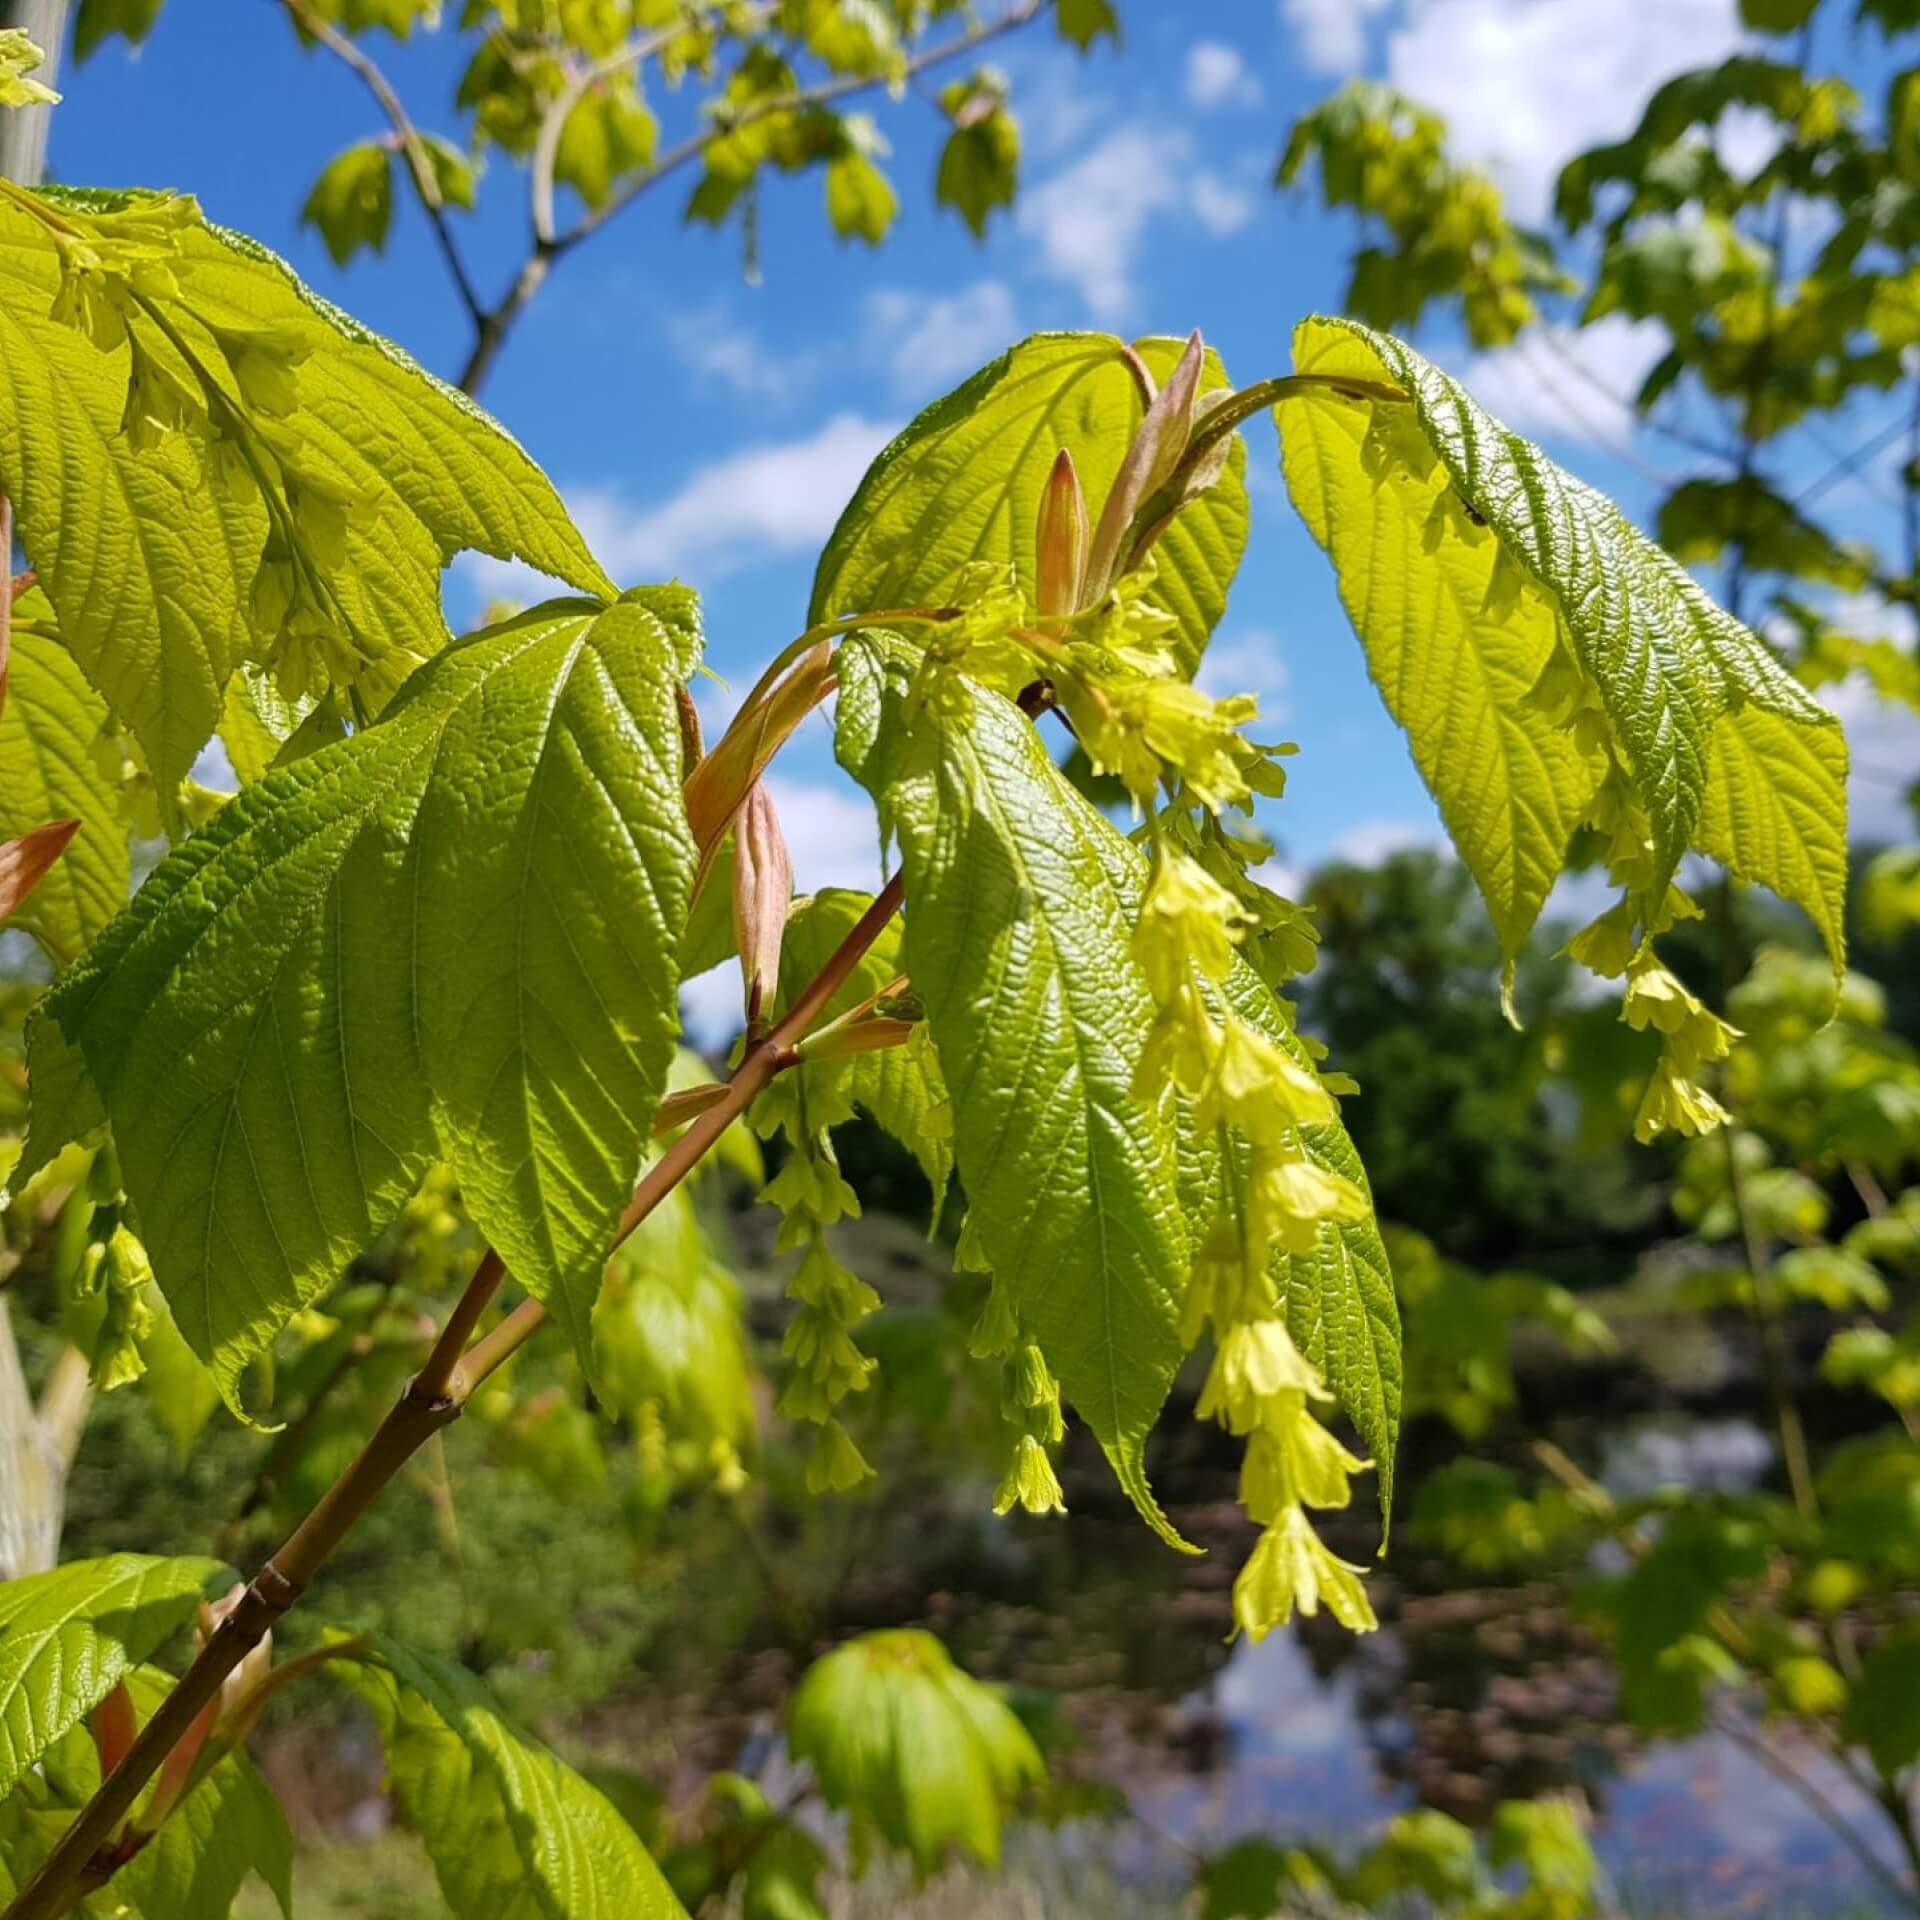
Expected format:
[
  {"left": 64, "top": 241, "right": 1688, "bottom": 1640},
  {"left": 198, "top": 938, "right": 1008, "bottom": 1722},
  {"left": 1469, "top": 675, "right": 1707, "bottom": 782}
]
[{"left": 1034, "top": 447, "right": 1090, "bottom": 617}]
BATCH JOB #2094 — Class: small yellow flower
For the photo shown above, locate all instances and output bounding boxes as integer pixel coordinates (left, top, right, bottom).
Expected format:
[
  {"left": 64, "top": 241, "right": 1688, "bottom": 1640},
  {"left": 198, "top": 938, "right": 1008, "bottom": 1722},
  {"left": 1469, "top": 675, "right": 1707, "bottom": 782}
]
[
  {"left": 1133, "top": 850, "right": 1248, "bottom": 997},
  {"left": 806, "top": 1418, "right": 874, "bottom": 1493},
  {"left": 1240, "top": 1410, "right": 1371, "bottom": 1519},
  {"left": 1634, "top": 1058, "right": 1733, "bottom": 1143},
  {"left": 1246, "top": 1149, "right": 1369, "bottom": 1256},
  {"left": 1567, "top": 899, "right": 1638, "bottom": 978},
  {"left": 1231, "top": 1507, "right": 1378, "bottom": 1640},
  {"left": 1197, "top": 1319, "right": 1328, "bottom": 1434},
  {"left": 994, "top": 1433, "right": 1067, "bottom": 1517},
  {"left": 1195, "top": 1017, "right": 1336, "bottom": 1144}
]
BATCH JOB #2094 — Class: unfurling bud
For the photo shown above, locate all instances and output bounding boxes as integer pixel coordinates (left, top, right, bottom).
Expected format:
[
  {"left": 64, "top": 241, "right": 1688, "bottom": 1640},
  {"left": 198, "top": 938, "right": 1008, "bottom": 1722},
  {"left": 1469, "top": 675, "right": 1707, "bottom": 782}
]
[
  {"left": 732, "top": 779, "right": 792, "bottom": 1030},
  {"left": 206, "top": 1582, "right": 275, "bottom": 1741},
  {"left": 88, "top": 1681, "right": 138, "bottom": 1779},
  {"left": 1035, "top": 448, "right": 1090, "bottom": 617},
  {"left": 1086, "top": 329, "right": 1205, "bottom": 602}
]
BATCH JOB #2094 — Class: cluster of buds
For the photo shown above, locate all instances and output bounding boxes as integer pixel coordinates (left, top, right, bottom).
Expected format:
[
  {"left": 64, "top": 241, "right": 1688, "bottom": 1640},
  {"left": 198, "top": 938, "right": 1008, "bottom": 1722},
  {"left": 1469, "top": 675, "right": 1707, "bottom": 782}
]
[
  {"left": 1620, "top": 953, "right": 1740, "bottom": 1140},
  {"left": 966, "top": 1253, "right": 1069, "bottom": 1519},
  {"left": 26, "top": 184, "right": 391, "bottom": 720},
  {"left": 907, "top": 333, "right": 1276, "bottom": 824},
  {"left": 761, "top": 1134, "right": 880, "bottom": 1493}
]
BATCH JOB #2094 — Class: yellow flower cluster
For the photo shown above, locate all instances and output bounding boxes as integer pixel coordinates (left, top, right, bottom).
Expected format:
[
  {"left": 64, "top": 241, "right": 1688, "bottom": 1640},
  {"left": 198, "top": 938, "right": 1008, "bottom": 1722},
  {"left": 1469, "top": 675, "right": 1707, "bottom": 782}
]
[
  {"left": 969, "top": 1265, "right": 1069, "bottom": 1519},
  {"left": 762, "top": 1135, "right": 880, "bottom": 1492},
  {"left": 1516, "top": 612, "right": 1741, "bottom": 1144},
  {"left": 1130, "top": 848, "right": 1378, "bottom": 1637},
  {"left": 1621, "top": 953, "right": 1739, "bottom": 1142},
  {"left": 1197, "top": 1317, "right": 1377, "bottom": 1638}
]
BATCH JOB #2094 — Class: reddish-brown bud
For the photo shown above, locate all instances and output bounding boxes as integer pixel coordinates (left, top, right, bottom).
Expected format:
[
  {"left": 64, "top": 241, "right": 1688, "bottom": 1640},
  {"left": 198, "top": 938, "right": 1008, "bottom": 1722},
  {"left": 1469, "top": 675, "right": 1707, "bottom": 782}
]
[
  {"left": 88, "top": 1682, "right": 137, "bottom": 1780},
  {"left": 732, "top": 779, "right": 793, "bottom": 1030},
  {"left": 1086, "top": 329, "right": 1206, "bottom": 602},
  {"left": 1035, "top": 448, "right": 1090, "bottom": 618}
]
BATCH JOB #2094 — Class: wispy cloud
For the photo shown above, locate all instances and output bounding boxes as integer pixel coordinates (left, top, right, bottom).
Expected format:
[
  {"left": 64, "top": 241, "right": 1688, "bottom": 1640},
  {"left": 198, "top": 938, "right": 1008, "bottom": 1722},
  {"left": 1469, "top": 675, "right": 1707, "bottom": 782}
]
[
  {"left": 1186, "top": 42, "right": 1264, "bottom": 109},
  {"left": 1018, "top": 130, "right": 1257, "bottom": 319},
  {"left": 1381, "top": 0, "right": 1743, "bottom": 223},
  {"left": 1198, "top": 630, "right": 1291, "bottom": 722},
  {"left": 1332, "top": 819, "right": 1444, "bottom": 866},
  {"left": 460, "top": 414, "right": 898, "bottom": 599},
  {"left": 665, "top": 302, "right": 808, "bottom": 401},
  {"left": 1449, "top": 317, "right": 1668, "bottom": 449},
  {"left": 866, "top": 280, "right": 1019, "bottom": 399},
  {"left": 1280, "top": 0, "right": 1391, "bottom": 75}
]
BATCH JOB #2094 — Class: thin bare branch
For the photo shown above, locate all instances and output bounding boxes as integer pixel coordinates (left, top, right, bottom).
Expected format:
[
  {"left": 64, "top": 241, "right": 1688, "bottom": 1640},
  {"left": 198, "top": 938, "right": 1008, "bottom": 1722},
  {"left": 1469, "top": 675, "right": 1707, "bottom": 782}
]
[{"left": 277, "top": 0, "right": 487, "bottom": 330}]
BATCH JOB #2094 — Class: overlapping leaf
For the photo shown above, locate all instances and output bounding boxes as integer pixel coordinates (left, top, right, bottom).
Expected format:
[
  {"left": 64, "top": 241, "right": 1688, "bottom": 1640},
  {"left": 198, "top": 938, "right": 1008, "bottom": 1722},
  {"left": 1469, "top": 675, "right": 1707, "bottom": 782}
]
[
  {"left": 0, "top": 186, "right": 613, "bottom": 793},
  {"left": 0, "top": 587, "right": 127, "bottom": 962},
  {"left": 0, "top": 1553, "right": 226, "bottom": 1798},
  {"left": 332, "top": 1634, "right": 687, "bottom": 1920},
  {"left": 1283, "top": 317, "right": 1847, "bottom": 965},
  {"left": 835, "top": 635, "right": 1189, "bottom": 1542},
  {"left": 21, "top": 593, "right": 696, "bottom": 1409},
  {"left": 810, "top": 332, "right": 1249, "bottom": 676},
  {"left": 787, "top": 1629, "right": 1043, "bottom": 1876}
]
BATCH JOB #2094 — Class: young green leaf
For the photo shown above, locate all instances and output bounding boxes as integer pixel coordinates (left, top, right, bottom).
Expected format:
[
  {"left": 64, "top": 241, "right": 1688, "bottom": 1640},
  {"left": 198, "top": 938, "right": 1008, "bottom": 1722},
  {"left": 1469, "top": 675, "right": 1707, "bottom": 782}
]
[
  {"left": 787, "top": 1629, "right": 1043, "bottom": 1877},
  {"left": 1282, "top": 316, "right": 1847, "bottom": 965},
  {"left": 825, "top": 149, "right": 897, "bottom": 244},
  {"left": 593, "top": 1192, "right": 758, "bottom": 1455},
  {"left": 331, "top": 1634, "right": 688, "bottom": 1919},
  {"left": 836, "top": 636, "right": 1189, "bottom": 1543},
  {"left": 299, "top": 142, "right": 395, "bottom": 266},
  {"left": 0, "top": 1553, "right": 227, "bottom": 1798},
  {"left": 29, "top": 593, "right": 696, "bottom": 1410},
  {"left": 0, "top": 589, "right": 129, "bottom": 962},
  {"left": 811, "top": 332, "right": 1249, "bottom": 677},
  {"left": 0, "top": 186, "right": 614, "bottom": 794},
  {"left": 774, "top": 888, "right": 953, "bottom": 1206}
]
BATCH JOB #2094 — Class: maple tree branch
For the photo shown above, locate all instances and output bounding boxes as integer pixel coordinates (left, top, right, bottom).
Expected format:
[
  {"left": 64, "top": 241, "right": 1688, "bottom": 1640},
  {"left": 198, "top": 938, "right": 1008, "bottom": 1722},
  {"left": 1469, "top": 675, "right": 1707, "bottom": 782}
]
[
  {"left": 454, "top": 0, "right": 1048, "bottom": 395},
  {"left": 278, "top": 0, "right": 487, "bottom": 331},
  {"left": 0, "top": 863, "right": 909, "bottom": 1920}
]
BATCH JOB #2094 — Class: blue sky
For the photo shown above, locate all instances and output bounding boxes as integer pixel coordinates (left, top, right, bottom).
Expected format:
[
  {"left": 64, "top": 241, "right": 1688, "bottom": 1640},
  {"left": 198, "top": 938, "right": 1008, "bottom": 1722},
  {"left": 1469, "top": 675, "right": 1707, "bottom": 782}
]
[{"left": 38, "top": 0, "right": 1914, "bottom": 935}]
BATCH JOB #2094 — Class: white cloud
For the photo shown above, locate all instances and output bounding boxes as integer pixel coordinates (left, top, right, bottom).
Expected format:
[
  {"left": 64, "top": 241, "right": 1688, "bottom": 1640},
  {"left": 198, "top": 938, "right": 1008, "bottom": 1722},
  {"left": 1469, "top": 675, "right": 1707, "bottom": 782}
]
[
  {"left": 764, "top": 773, "right": 887, "bottom": 896},
  {"left": 665, "top": 304, "right": 800, "bottom": 400},
  {"left": 1190, "top": 175, "right": 1257, "bottom": 238},
  {"left": 460, "top": 414, "right": 898, "bottom": 599},
  {"left": 1282, "top": 0, "right": 1391, "bottom": 74},
  {"left": 1819, "top": 673, "right": 1920, "bottom": 847},
  {"left": 1197, "top": 630, "right": 1290, "bottom": 721},
  {"left": 1186, "top": 42, "right": 1264, "bottom": 109},
  {"left": 1018, "top": 132, "right": 1256, "bottom": 318},
  {"left": 1451, "top": 316, "right": 1668, "bottom": 449},
  {"left": 1381, "top": 0, "right": 1745, "bottom": 223},
  {"left": 1249, "top": 853, "right": 1306, "bottom": 899},
  {"left": 866, "top": 281, "right": 1018, "bottom": 398},
  {"left": 1332, "top": 819, "right": 1443, "bottom": 865}
]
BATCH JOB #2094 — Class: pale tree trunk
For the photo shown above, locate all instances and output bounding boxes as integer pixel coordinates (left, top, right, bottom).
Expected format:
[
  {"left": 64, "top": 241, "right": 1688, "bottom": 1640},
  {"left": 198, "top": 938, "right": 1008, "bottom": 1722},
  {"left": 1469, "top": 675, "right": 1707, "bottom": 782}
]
[
  {"left": 0, "top": 1310, "right": 87, "bottom": 1578},
  {"left": 1, "top": 0, "right": 92, "bottom": 1579},
  {"left": 0, "top": 1, "right": 65, "bottom": 186}
]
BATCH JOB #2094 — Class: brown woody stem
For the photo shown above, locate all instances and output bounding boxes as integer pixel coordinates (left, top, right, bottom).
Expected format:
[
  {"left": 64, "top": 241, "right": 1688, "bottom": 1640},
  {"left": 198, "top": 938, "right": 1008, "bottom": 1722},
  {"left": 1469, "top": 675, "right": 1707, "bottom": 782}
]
[{"left": 1, "top": 860, "right": 909, "bottom": 1920}]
